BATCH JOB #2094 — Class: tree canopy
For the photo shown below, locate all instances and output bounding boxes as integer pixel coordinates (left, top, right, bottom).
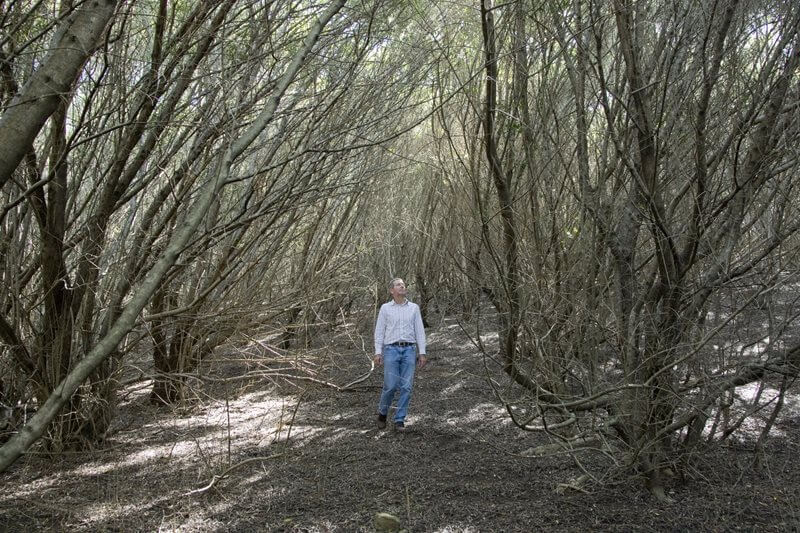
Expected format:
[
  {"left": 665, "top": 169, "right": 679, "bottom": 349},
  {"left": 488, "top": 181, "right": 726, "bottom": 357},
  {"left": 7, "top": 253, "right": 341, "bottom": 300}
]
[{"left": 1, "top": 0, "right": 799, "bottom": 500}]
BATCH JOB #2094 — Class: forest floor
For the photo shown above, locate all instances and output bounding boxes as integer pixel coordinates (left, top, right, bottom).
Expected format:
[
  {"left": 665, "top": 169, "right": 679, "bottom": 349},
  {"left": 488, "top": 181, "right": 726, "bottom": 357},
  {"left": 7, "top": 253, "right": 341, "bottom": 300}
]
[{"left": 2, "top": 314, "right": 800, "bottom": 532}]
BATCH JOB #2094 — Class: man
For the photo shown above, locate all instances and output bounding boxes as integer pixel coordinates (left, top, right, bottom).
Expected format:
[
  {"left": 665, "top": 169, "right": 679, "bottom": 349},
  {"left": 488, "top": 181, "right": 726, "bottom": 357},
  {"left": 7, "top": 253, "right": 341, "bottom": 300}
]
[{"left": 374, "top": 278, "right": 427, "bottom": 431}]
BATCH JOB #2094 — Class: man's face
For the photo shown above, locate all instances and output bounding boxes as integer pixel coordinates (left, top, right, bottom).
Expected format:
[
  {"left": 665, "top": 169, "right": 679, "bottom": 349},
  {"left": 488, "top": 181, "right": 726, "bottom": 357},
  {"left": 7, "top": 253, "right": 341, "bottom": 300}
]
[{"left": 390, "top": 279, "right": 407, "bottom": 299}]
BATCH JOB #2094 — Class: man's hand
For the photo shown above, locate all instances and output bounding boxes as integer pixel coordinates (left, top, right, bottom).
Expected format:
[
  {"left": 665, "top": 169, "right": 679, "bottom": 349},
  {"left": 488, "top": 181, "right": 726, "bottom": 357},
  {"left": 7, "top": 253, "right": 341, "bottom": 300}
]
[
  {"left": 374, "top": 354, "right": 383, "bottom": 366},
  {"left": 417, "top": 354, "right": 427, "bottom": 369}
]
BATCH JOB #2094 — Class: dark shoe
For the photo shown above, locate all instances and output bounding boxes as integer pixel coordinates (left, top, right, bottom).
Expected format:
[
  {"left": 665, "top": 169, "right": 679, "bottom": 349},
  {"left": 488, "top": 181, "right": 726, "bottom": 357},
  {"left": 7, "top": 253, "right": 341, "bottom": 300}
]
[
  {"left": 377, "top": 413, "right": 387, "bottom": 429},
  {"left": 394, "top": 421, "right": 405, "bottom": 432}
]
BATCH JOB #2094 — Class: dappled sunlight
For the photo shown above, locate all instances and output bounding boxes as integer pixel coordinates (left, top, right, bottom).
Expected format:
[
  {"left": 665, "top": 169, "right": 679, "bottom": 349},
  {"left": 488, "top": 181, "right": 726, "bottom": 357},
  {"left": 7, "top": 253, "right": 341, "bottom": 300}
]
[
  {"left": 705, "top": 311, "right": 729, "bottom": 321},
  {"left": 75, "top": 482, "right": 249, "bottom": 532},
  {"left": 738, "top": 337, "right": 770, "bottom": 358},
  {"left": 1, "top": 382, "right": 350, "bottom": 530},
  {"left": 1, "top": 0, "right": 799, "bottom": 531},
  {"left": 439, "top": 380, "right": 465, "bottom": 398},
  {"left": 701, "top": 382, "right": 800, "bottom": 441},
  {"left": 78, "top": 502, "right": 160, "bottom": 529},
  {"left": 5, "top": 302, "right": 798, "bottom": 533},
  {"left": 0, "top": 472, "right": 63, "bottom": 502},
  {"left": 428, "top": 332, "right": 479, "bottom": 351},
  {"left": 66, "top": 441, "right": 195, "bottom": 477},
  {"left": 463, "top": 402, "right": 507, "bottom": 423},
  {"left": 737, "top": 381, "right": 795, "bottom": 405},
  {"left": 18, "top": 389, "right": 340, "bottom": 496},
  {"left": 287, "top": 424, "right": 368, "bottom": 447},
  {"left": 3, "top": 276, "right": 798, "bottom": 532}
]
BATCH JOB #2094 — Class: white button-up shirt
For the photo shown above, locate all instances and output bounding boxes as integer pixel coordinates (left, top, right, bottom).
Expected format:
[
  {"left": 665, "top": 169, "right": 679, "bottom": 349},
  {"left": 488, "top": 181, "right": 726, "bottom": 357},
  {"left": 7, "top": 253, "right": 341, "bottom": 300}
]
[{"left": 374, "top": 299, "right": 427, "bottom": 355}]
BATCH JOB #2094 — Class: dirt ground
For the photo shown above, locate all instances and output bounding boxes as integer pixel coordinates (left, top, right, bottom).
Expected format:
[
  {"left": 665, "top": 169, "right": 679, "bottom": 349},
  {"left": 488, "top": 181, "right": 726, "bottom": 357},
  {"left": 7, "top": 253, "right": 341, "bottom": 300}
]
[{"left": 1, "top": 315, "right": 800, "bottom": 532}]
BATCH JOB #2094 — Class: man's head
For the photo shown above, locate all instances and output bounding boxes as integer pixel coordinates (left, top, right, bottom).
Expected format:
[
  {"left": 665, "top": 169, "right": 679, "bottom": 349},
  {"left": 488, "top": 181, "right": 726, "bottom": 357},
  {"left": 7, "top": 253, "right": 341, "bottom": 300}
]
[{"left": 388, "top": 278, "right": 407, "bottom": 301}]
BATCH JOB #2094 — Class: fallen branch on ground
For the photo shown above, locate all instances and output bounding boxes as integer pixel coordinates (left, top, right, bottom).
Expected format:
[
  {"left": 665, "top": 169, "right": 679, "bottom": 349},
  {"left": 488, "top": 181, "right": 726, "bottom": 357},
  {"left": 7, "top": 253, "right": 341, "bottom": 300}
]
[{"left": 185, "top": 453, "right": 284, "bottom": 496}]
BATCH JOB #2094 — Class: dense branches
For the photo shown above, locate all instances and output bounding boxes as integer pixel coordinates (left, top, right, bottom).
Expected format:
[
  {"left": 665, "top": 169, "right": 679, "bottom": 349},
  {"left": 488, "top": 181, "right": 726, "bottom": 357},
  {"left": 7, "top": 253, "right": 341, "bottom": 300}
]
[
  {"left": 1, "top": 0, "right": 799, "bottom": 499},
  {"left": 0, "top": 0, "right": 426, "bottom": 468},
  {"left": 427, "top": 0, "right": 800, "bottom": 498}
]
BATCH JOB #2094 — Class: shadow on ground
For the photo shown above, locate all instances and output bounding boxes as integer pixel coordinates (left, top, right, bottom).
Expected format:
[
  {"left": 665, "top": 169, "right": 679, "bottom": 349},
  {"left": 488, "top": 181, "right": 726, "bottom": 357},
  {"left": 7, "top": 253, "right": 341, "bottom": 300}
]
[{"left": 1, "top": 317, "right": 800, "bottom": 531}]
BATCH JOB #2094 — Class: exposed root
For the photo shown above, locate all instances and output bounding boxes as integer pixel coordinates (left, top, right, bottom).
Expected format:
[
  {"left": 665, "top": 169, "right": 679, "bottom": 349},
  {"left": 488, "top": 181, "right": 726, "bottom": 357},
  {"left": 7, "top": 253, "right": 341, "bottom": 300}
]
[
  {"left": 555, "top": 474, "right": 592, "bottom": 495},
  {"left": 649, "top": 484, "right": 675, "bottom": 504}
]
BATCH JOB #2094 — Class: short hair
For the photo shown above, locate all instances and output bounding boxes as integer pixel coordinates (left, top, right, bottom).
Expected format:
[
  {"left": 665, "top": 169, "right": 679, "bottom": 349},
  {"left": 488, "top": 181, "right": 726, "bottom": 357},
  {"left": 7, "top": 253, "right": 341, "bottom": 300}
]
[{"left": 388, "top": 278, "right": 404, "bottom": 290}]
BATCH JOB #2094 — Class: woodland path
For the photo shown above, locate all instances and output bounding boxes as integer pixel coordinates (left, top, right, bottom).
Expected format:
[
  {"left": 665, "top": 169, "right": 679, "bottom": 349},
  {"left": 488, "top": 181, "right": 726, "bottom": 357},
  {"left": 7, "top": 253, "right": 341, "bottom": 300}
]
[{"left": 1, "top": 315, "right": 799, "bottom": 531}]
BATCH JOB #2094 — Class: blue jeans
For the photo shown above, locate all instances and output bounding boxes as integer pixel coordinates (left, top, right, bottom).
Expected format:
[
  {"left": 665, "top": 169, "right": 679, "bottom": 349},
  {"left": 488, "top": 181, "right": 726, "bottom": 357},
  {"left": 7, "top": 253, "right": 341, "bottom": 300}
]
[{"left": 378, "top": 344, "right": 416, "bottom": 423}]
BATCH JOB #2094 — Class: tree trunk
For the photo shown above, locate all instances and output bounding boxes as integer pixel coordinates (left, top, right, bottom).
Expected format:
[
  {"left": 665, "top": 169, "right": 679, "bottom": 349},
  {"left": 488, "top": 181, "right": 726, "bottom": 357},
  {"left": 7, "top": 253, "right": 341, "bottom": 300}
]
[
  {"left": 0, "top": 0, "right": 347, "bottom": 473},
  {"left": 0, "top": 1, "right": 119, "bottom": 189}
]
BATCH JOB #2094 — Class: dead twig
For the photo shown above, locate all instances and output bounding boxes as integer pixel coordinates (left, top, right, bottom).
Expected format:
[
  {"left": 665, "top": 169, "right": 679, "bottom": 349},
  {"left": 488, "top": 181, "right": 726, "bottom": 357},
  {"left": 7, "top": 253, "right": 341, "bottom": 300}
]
[{"left": 185, "top": 453, "right": 284, "bottom": 496}]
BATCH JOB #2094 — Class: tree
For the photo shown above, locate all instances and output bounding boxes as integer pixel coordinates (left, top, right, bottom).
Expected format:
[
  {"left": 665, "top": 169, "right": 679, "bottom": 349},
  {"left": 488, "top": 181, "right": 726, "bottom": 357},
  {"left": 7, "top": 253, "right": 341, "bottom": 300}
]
[
  {"left": 467, "top": 0, "right": 800, "bottom": 499},
  {"left": 2, "top": 0, "right": 798, "bottom": 500},
  {"left": 0, "top": 0, "right": 348, "bottom": 472},
  {"left": 0, "top": 0, "right": 452, "bottom": 471},
  {"left": 0, "top": 1, "right": 121, "bottom": 189}
]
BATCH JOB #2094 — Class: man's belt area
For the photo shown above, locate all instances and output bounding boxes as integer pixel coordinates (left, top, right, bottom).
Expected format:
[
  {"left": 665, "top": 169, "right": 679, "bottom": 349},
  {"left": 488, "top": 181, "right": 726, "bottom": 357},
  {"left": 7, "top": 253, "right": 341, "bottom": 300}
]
[{"left": 388, "top": 341, "right": 415, "bottom": 347}]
